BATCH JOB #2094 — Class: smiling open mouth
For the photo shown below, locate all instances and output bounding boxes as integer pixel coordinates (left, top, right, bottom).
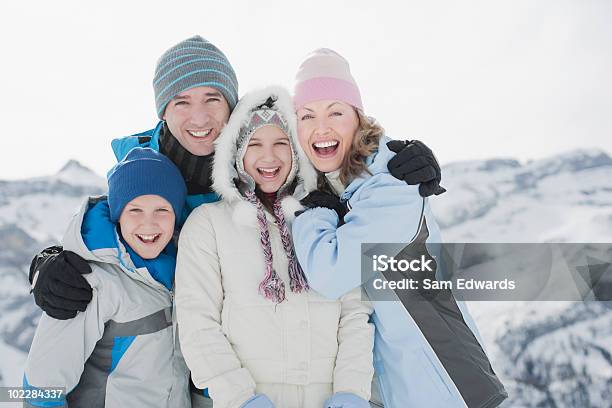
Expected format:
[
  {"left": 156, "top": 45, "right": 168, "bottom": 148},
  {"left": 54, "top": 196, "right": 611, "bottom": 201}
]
[
  {"left": 188, "top": 129, "right": 212, "bottom": 138},
  {"left": 257, "top": 167, "right": 281, "bottom": 178},
  {"left": 136, "top": 233, "right": 161, "bottom": 244},
  {"left": 312, "top": 140, "right": 339, "bottom": 157}
]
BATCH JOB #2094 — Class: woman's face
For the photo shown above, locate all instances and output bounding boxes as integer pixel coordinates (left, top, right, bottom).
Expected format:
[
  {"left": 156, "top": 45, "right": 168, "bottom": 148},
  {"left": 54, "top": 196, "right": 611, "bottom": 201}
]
[
  {"left": 242, "top": 126, "right": 293, "bottom": 193},
  {"left": 296, "top": 100, "right": 359, "bottom": 173}
]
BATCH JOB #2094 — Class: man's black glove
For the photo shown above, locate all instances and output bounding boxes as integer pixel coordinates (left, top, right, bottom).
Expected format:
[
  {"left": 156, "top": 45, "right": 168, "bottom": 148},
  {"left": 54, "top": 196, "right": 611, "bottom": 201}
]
[
  {"left": 29, "top": 246, "right": 93, "bottom": 320},
  {"left": 299, "top": 191, "right": 348, "bottom": 226},
  {"left": 387, "top": 139, "right": 446, "bottom": 197}
]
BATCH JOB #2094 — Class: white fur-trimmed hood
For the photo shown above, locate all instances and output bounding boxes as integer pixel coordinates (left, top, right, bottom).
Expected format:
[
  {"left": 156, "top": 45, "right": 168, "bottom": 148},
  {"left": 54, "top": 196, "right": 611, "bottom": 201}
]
[{"left": 212, "top": 85, "right": 318, "bottom": 227}]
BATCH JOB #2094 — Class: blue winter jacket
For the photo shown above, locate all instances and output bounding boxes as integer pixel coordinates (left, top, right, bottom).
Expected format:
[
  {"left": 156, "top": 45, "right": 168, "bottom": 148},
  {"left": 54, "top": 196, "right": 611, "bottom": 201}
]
[
  {"left": 292, "top": 136, "right": 506, "bottom": 408},
  {"left": 110, "top": 121, "right": 220, "bottom": 224}
]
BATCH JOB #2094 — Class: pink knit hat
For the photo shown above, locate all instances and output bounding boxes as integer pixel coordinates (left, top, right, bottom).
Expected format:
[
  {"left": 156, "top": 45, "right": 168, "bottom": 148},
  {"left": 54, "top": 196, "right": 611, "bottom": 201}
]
[{"left": 293, "top": 48, "right": 364, "bottom": 111}]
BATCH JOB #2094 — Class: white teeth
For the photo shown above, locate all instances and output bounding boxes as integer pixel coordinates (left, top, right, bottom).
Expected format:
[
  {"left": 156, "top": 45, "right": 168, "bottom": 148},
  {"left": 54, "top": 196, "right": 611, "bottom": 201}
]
[
  {"left": 189, "top": 129, "right": 212, "bottom": 137},
  {"left": 313, "top": 140, "right": 338, "bottom": 148},
  {"left": 258, "top": 167, "right": 279, "bottom": 174},
  {"left": 137, "top": 234, "right": 160, "bottom": 243}
]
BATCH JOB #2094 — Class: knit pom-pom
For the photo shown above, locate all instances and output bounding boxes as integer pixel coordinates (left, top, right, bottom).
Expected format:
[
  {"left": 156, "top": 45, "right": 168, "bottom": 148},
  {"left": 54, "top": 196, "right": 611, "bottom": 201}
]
[
  {"left": 259, "top": 267, "right": 287, "bottom": 304},
  {"left": 232, "top": 200, "right": 258, "bottom": 228},
  {"left": 280, "top": 196, "right": 304, "bottom": 223}
]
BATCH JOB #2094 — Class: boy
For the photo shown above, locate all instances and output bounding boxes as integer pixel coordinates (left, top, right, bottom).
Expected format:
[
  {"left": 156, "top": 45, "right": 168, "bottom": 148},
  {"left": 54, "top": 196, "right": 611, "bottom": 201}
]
[{"left": 23, "top": 148, "right": 190, "bottom": 407}]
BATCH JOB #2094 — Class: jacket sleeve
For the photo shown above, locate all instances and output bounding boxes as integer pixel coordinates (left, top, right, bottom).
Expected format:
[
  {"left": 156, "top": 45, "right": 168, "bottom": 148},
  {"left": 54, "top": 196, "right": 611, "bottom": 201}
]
[
  {"left": 175, "top": 206, "right": 256, "bottom": 408},
  {"left": 292, "top": 174, "right": 427, "bottom": 300},
  {"left": 333, "top": 287, "right": 375, "bottom": 400},
  {"left": 23, "top": 271, "right": 115, "bottom": 405}
]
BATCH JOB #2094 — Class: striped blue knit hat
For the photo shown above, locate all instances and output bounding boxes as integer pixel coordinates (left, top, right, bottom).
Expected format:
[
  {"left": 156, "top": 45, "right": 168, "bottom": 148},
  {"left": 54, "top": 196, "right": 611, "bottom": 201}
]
[
  {"left": 107, "top": 148, "right": 187, "bottom": 223},
  {"left": 153, "top": 35, "right": 239, "bottom": 118}
]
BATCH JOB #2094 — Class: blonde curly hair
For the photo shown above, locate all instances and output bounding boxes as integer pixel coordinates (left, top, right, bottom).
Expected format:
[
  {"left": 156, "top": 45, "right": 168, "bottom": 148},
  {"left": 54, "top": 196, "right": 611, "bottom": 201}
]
[{"left": 317, "top": 109, "right": 384, "bottom": 188}]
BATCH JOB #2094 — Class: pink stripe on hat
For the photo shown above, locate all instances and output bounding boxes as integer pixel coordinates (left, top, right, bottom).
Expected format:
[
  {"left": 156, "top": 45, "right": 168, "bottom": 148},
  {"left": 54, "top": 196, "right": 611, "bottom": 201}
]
[{"left": 294, "top": 48, "right": 364, "bottom": 111}]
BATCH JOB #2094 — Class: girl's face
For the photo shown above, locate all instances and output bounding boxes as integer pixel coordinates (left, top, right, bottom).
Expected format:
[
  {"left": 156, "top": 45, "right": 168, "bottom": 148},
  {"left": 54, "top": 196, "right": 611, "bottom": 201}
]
[
  {"left": 296, "top": 99, "right": 359, "bottom": 173},
  {"left": 242, "top": 126, "right": 293, "bottom": 193},
  {"left": 118, "top": 195, "right": 175, "bottom": 259}
]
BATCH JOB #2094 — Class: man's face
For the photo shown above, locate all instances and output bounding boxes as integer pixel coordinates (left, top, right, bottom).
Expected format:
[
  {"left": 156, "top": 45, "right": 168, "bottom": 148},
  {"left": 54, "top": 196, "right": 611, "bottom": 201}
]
[
  {"left": 163, "top": 86, "right": 231, "bottom": 156},
  {"left": 118, "top": 195, "right": 175, "bottom": 260}
]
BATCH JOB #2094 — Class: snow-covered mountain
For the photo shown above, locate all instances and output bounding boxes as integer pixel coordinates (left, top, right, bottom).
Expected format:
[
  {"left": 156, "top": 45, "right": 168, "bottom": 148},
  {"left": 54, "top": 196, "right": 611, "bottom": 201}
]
[
  {"left": 0, "top": 161, "right": 105, "bottom": 389},
  {"left": 1, "top": 150, "right": 611, "bottom": 407},
  {"left": 433, "top": 149, "right": 612, "bottom": 243},
  {"left": 430, "top": 149, "right": 612, "bottom": 408}
]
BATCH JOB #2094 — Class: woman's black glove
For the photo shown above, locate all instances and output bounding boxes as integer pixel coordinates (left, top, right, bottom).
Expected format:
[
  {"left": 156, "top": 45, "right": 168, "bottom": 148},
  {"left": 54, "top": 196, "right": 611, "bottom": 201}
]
[
  {"left": 29, "top": 246, "right": 93, "bottom": 320},
  {"left": 299, "top": 191, "right": 348, "bottom": 226},
  {"left": 387, "top": 139, "right": 446, "bottom": 197}
]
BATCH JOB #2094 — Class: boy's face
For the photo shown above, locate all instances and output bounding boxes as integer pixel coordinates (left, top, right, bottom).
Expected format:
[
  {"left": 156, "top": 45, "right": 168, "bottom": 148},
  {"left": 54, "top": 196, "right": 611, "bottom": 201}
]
[
  {"left": 118, "top": 195, "right": 175, "bottom": 259},
  {"left": 242, "top": 126, "right": 293, "bottom": 194},
  {"left": 163, "top": 86, "right": 231, "bottom": 156}
]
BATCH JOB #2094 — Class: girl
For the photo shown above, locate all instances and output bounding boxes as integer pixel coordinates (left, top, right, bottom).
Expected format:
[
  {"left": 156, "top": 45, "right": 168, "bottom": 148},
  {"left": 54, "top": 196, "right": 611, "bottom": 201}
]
[
  {"left": 291, "top": 49, "right": 508, "bottom": 408},
  {"left": 175, "top": 87, "right": 374, "bottom": 408}
]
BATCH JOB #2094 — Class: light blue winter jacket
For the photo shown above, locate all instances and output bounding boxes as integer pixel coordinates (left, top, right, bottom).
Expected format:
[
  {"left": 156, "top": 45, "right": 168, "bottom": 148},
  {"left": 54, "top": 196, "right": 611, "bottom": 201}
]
[{"left": 292, "top": 136, "right": 505, "bottom": 408}]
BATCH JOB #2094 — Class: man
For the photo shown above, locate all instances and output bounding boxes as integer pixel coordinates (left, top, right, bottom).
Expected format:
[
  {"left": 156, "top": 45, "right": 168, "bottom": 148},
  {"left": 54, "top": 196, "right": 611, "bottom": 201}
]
[{"left": 28, "top": 35, "right": 445, "bottom": 406}]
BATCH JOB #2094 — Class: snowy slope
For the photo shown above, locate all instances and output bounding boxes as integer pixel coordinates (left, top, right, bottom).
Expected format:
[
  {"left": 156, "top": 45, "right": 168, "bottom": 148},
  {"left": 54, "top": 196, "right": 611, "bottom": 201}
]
[
  {"left": 431, "top": 149, "right": 612, "bottom": 407},
  {"left": 0, "top": 161, "right": 105, "bottom": 389},
  {"left": 0, "top": 150, "right": 611, "bottom": 407}
]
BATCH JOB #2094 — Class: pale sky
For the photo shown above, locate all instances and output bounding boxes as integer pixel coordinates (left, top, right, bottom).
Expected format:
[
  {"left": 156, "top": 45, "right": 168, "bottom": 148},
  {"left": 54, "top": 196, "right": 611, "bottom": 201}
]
[{"left": 1, "top": 0, "right": 611, "bottom": 180}]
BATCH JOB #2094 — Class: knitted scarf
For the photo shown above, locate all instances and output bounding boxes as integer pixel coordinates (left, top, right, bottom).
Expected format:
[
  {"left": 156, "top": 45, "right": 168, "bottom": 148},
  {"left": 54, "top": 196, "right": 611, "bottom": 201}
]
[
  {"left": 245, "top": 190, "right": 309, "bottom": 303},
  {"left": 158, "top": 123, "right": 214, "bottom": 195}
]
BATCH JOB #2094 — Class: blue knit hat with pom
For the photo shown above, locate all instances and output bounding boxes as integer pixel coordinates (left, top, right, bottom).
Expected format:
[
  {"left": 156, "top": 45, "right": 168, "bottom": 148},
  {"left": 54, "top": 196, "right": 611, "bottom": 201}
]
[{"left": 107, "top": 148, "right": 187, "bottom": 223}]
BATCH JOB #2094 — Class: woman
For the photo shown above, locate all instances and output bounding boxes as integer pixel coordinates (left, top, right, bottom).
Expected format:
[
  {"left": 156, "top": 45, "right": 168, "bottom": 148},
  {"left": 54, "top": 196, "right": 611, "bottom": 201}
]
[
  {"left": 175, "top": 86, "right": 374, "bottom": 408},
  {"left": 291, "top": 48, "right": 508, "bottom": 408}
]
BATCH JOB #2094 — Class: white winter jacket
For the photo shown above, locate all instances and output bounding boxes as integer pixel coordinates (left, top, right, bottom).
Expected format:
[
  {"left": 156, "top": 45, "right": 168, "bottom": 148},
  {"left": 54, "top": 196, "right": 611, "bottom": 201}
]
[{"left": 175, "top": 87, "right": 374, "bottom": 408}]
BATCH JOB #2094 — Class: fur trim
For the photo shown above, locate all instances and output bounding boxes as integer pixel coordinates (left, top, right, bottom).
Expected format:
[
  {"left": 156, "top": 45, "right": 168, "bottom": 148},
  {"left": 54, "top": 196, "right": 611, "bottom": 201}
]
[
  {"left": 231, "top": 200, "right": 258, "bottom": 228},
  {"left": 212, "top": 85, "right": 318, "bottom": 226},
  {"left": 280, "top": 196, "right": 304, "bottom": 223}
]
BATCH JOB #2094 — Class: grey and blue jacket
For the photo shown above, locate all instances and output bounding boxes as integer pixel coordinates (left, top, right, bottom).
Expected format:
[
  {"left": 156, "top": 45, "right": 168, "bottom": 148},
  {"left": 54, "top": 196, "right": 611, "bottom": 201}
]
[{"left": 23, "top": 197, "right": 191, "bottom": 407}]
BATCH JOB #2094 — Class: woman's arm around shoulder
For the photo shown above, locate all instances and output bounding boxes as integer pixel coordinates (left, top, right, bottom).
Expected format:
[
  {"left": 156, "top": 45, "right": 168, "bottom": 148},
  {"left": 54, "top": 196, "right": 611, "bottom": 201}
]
[{"left": 293, "top": 174, "right": 433, "bottom": 299}]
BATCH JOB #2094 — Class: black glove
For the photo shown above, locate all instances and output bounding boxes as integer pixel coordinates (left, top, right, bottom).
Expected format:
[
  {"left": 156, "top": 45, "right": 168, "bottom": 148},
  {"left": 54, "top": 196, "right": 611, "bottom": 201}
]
[
  {"left": 387, "top": 139, "right": 446, "bottom": 197},
  {"left": 299, "top": 191, "right": 348, "bottom": 226},
  {"left": 29, "top": 246, "right": 93, "bottom": 320}
]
